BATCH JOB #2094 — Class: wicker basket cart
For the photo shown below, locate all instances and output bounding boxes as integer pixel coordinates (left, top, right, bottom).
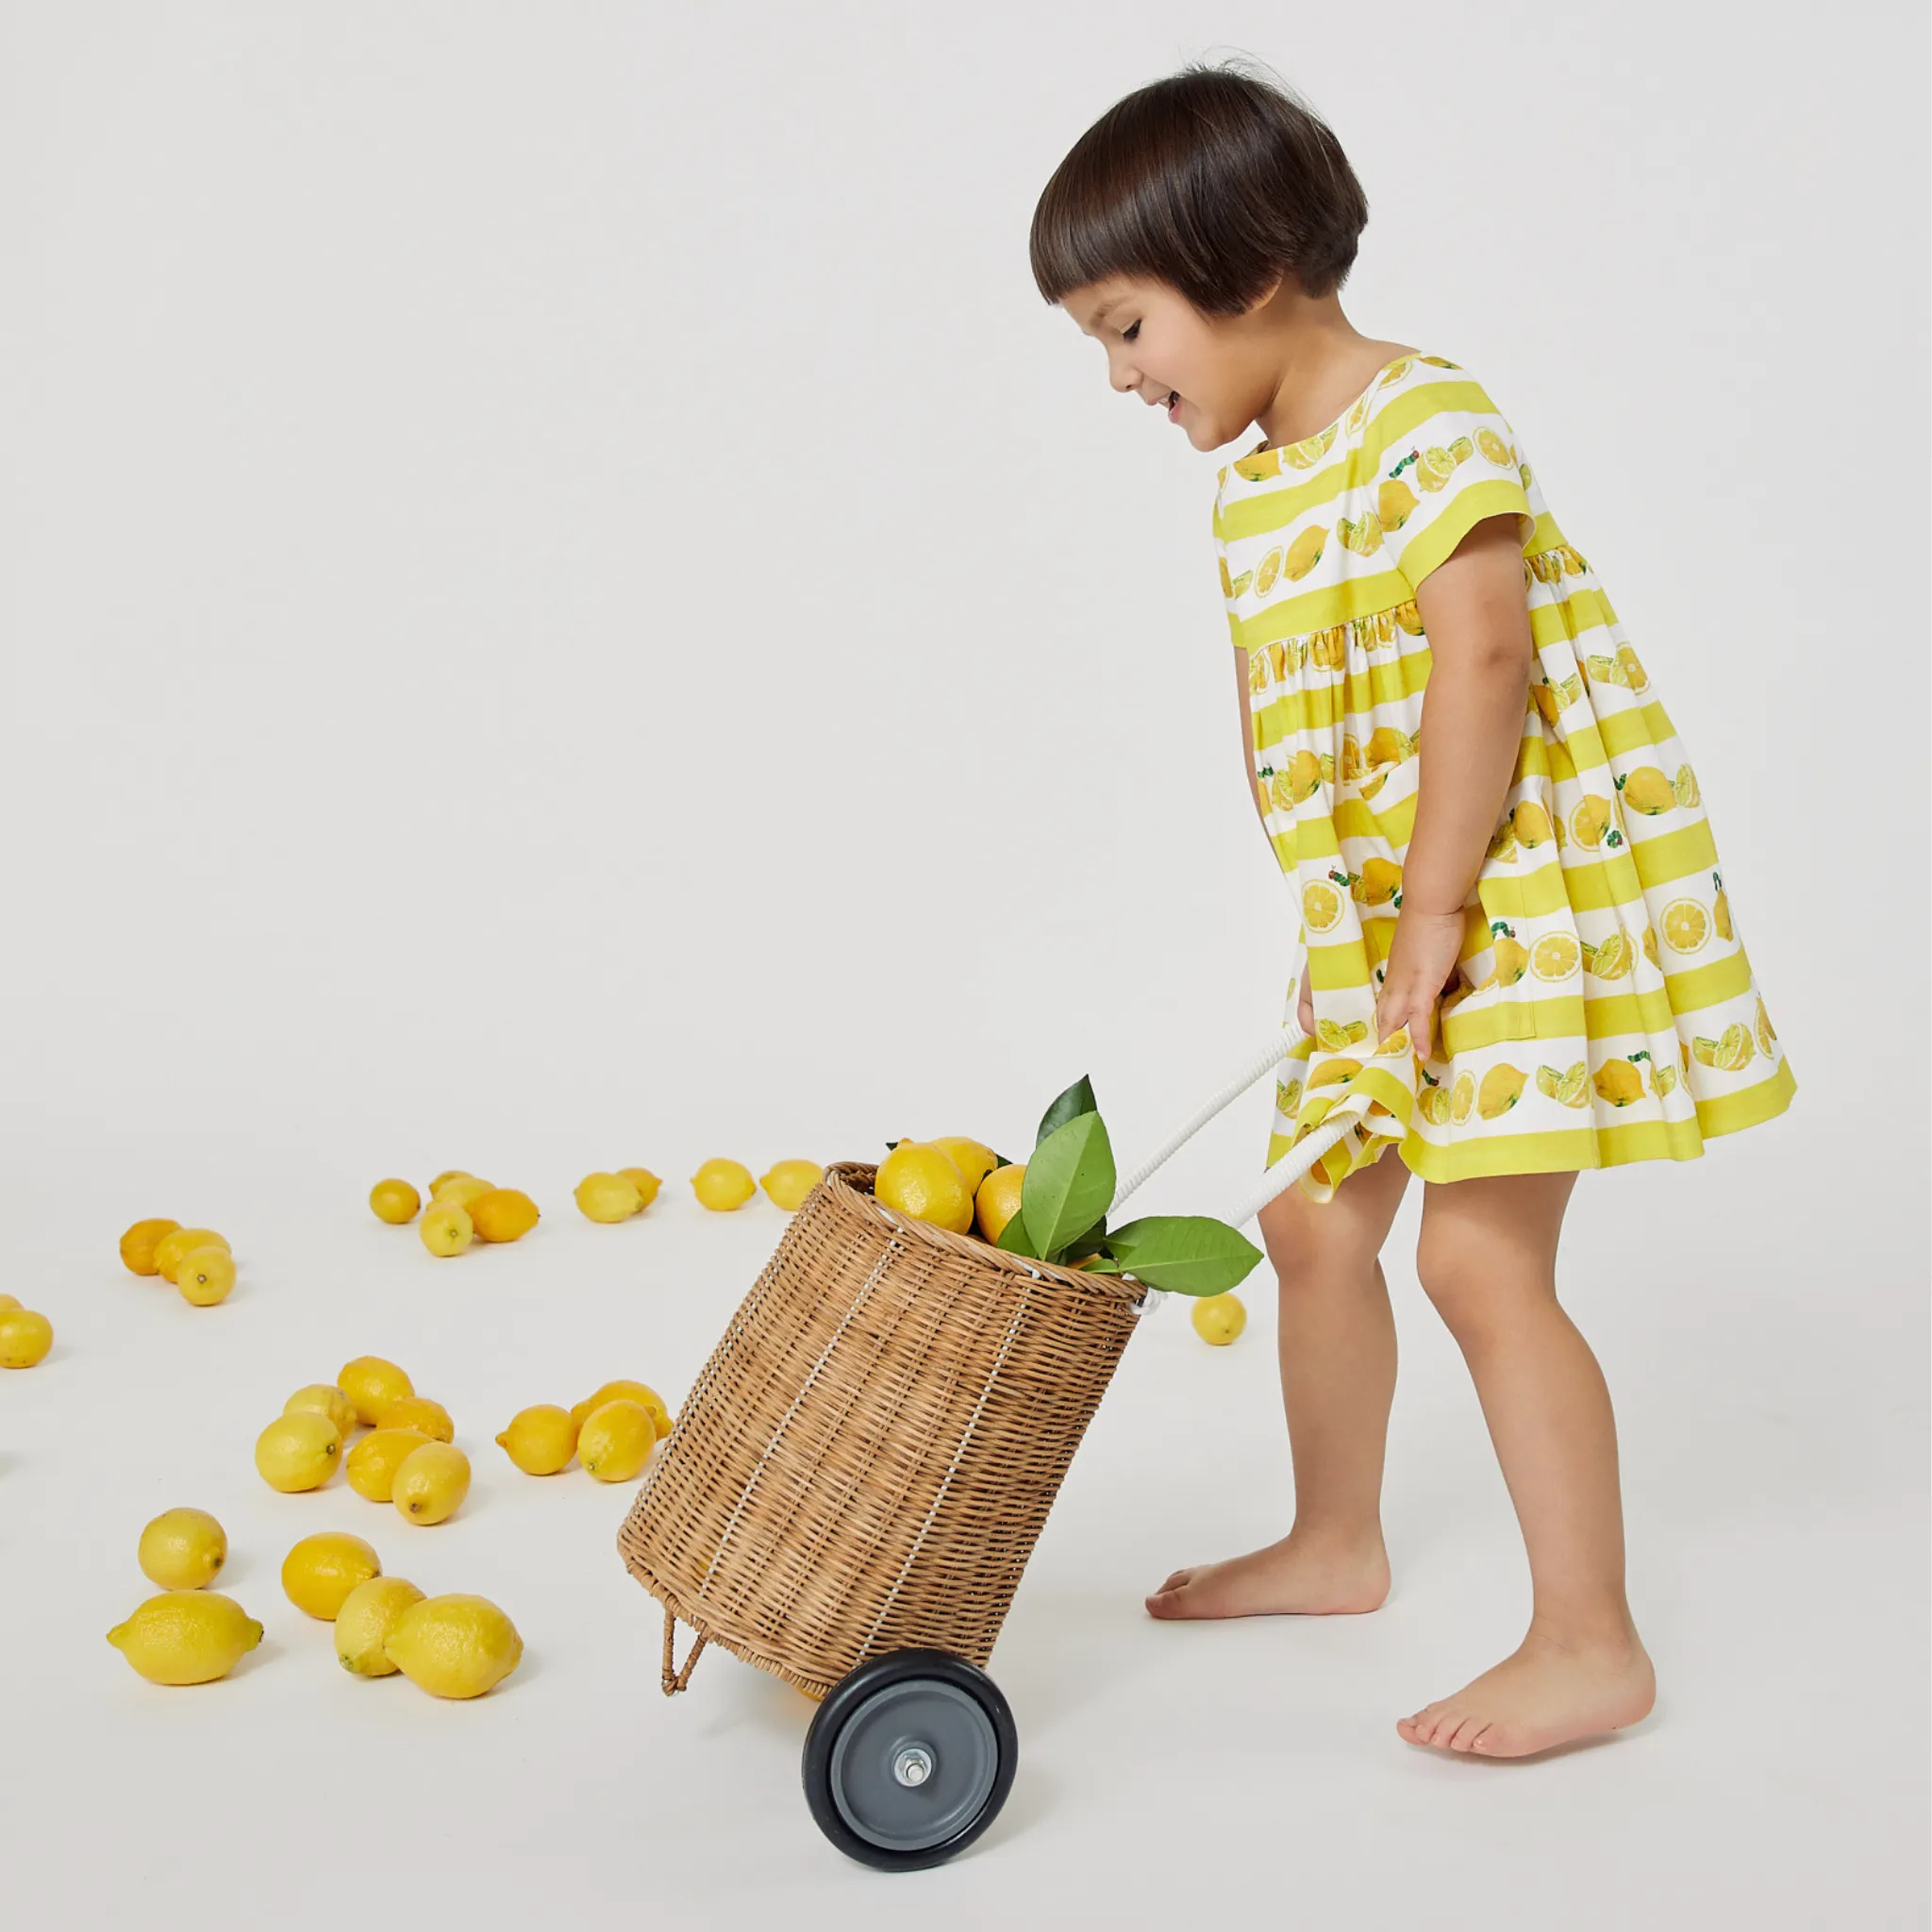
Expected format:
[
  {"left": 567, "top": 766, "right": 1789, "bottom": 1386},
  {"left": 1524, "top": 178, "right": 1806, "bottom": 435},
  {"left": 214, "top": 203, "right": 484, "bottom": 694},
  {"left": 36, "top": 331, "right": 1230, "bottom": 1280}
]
[{"left": 617, "top": 1023, "right": 1350, "bottom": 1870}]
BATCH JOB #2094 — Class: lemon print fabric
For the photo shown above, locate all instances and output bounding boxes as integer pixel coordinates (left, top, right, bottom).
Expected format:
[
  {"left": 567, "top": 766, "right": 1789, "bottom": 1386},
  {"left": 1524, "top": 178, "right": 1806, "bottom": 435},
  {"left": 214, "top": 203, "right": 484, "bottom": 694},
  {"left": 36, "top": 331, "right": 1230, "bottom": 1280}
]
[{"left": 1215, "top": 354, "right": 1795, "bottom": 1200}]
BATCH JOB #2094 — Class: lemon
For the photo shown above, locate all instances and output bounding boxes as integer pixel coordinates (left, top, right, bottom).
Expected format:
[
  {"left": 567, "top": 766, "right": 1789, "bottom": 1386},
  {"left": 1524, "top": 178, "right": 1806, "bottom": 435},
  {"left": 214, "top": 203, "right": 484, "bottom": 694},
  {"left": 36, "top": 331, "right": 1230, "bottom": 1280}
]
[
  {"left": 1651, "top": 1060, "right": 1678, "bottom": 1099},
  {"left": 1477, "top": 1064, "right": 1528, "bottom": 1120},
  {"left": 1352, "top": 858, "right": 1403, "bottom": 906},
  {"left": 0, "top": 1293, "right": 16, "bottom": 1310},
  {"left": 281, "top": 1531, "right": 381, "bottom": 1619},
  {"left": 256, "top": 1411, "right": 341, "bottom": 1491},
  {"left": 691, "top": 1159, "right": 757, "bottom": 1211},
  {"left": 432, "top": 1175, "right": 494, "bottom": 1212},
  {"left": 420, "top": 1202, "right": 475, "bottom": 1256},
  {"left": 339, "top": 1356, "right": 413, "bottom": 1426},
  {"left": 384, "top": 1593, "right": 523, "bottom": 1700},
  {"left": 924, "top": 1138, "right": 998, "bottom": 1199},
  {"left": 1282, "top": 524, "right": 1326, "bottom": 580},
  {"left": 1302, "top": 881, "right": 1344, "bottom": 934},
  {"left": 1583, "top": 931, "right": 1633, "bottom": 981},
  {"left": 1284, "top": 424, "right": 1337, "bottom": 469},
  {"left": 108, "top": 1591, "right": 262, "bottom": 1685},
  {"left": 176, "top": 1246, "right": 236, "bottom": 1307},
  {"left": 369, "top": 1180, "right": 421, "bottom": 1224},
  {"left": 496, "top": 1404, "right": 578, "bottom": 1475},
  {"left": 1756, "top": 997, "right": 1776, "bottom": 1058},
  {"left": 1673, "top": 764, "right": 1701, "bottom": 809},
  {"left": 1421, "top": 1083, "right": 1453, "bottom": 1125},
  {"left": 577, "top": 1400, "right": 656, "bottom": 1482},
  {"left": 119, "top": 1218, "right": 181, "bottom": 1276},
  {"left": 1512, "top": 801, "right": 1553, "bottom": 847},
  {"left": 1641, "top": 923, "right": 1660, "bottom": 968},
  {"left": 1447, "top": 435, "right": 1474, "bottom": 464},
  {"left": 1620, "top": 767, "right": 1676, "bottom": 816},
  {"left": 334, "top": 1576, "right": 425, "bottom": 1675},
  {"left": 469, "top": 1188, "right": 540, "bottom": 1243},
  {"left": 152, "top": 1227, "right": 229, "bottom": 1285},
  {"left": 138, "top": 1508, "right": 227, "bottom": 1590},
  {"left": 1253, "top": 546, "right": 1283, "bottom": 594},
  {"left": 0, "top": 1309, "right": 53, "bottom": 1368},
  {"left": 1476, "top": 428, "right": 1512, "bottom": 466},
  {"left": 1593, "top": 1059, "right": 1645, "bottom": 1107},
  {"left": 377, "top": 1395, "right": 453, "bottom": 1442},
  {"left": 1568, "top": 796, "right": 1612, "bottom": 849},
  {"left": 1713, "top": 887, "right": 1733, "bottom": 941},
  {"left": 759, "top": 1159, "right": 824, "bottom": 1212},
  {"left": 1283, "top": 748, "right": 1324, "bottom": 803},
  {"left": 1661, "top": 898, "right": 1710, "bottom": 955},
  {"left": 1530, "top": 934, "right": 1581, "bottom": 981},
  {"left": 571, "top": 1379, "right": 672, "bottom": 1439},
  {"left": 1708, "top": 1022, "right": 1754, "bottom": 1072},
  {"left": 1191, "top": 1293, "right": 1246, "bottom": 1345},
  {"left": 428, "top": 1170, "right": 474, "bottom": 1194},
  {"left": 974, "top": 1164, "right": 1026, "bottom": 1245},
  {"left": 575, "top": 1172, "right": 642, "bottom": 1222},
  {"left": 615, "top": 1167, "right": 662, "bottom": 1209},
  {"left": 1308, "top": 1058, "right": 1361, "bottom": 1089},
  {"left": 285, "top": 1383, "right": 357, "bottom": 1437},
  {"left": 1378, "top": 478, "right": 1418, "bottom": 531},
  {"left": 1417, "top": 446, "right": 1457, "bottom": 490},
  {"left": 345, "top": 1427, "right": 434, "bottom": 1503},
  {"left": 392, "top": 1442, "right": 471, "bottom": 1524},
  {"left": 1450, "top": 1074, "right": 1476, "bottom": 1124},
  {"left": 1484, "top": 937, "right": 1530, "bottom": 989},
  {"left": 874, "top": 1143, "right": 974, "bottom": 1234}
]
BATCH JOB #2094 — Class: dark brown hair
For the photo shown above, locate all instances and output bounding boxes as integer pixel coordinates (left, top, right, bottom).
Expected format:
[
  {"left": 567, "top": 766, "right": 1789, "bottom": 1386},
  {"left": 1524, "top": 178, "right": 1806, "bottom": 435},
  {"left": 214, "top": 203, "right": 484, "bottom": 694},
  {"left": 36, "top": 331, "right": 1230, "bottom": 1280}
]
[{"left": 1029, "top": 57, "right": 1368, "bottom": 318}]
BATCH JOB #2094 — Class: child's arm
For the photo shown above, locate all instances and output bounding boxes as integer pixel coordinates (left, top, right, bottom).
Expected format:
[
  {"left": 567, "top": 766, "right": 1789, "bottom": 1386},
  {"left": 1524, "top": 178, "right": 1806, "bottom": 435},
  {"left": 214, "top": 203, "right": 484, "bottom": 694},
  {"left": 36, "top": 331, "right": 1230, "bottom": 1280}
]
[{"left": 1374, "top": 516, "right": 1537, "bottom": 1058}]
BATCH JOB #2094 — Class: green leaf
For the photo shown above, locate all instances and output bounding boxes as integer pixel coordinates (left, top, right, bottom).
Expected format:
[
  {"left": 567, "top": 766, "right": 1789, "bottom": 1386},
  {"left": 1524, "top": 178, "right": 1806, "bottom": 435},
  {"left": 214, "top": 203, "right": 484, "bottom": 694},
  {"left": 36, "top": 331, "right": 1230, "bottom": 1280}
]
[
  {"left": 1048, "top": 1213, "right": 1108, "bottom": 1266},
  {"left": 1021, "top": 1112, "right": 1115, "bottom": 1258},
  {"left": 1035, "top": 1076, "right": 1099, "bottom": 1148},
  {"left": 994, "top": 1208, "right": 1040, "bottom": 1258},
  {"left": 1103, "top": 1215, "right": 1264, "bottom": 1297}
]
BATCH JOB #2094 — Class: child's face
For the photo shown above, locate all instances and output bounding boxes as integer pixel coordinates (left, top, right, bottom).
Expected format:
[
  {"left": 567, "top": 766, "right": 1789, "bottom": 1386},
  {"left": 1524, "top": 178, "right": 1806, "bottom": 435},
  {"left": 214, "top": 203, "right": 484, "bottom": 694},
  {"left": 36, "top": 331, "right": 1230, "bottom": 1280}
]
[{"left": 1064, "top": 274, "right": 1252, "bottom": 451}]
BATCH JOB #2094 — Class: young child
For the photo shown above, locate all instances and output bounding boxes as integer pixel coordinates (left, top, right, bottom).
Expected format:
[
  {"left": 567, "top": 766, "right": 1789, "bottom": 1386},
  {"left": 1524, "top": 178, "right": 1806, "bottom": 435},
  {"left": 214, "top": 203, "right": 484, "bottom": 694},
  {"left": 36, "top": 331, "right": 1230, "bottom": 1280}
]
[{"left": 1031, "top": 59, "right": 1795, "bottom": 1758}]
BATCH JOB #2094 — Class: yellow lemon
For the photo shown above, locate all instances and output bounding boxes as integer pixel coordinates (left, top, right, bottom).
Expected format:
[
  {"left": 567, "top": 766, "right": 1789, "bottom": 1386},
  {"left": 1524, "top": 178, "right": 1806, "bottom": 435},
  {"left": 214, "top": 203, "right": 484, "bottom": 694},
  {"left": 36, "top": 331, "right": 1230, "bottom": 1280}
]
[
  {"left": 119, "top": 1218, "right": 181, "bottom": 1276},
  {"left": 1283, "top": 748, "right": 1324, "bottom": 803},
  {"left": 1586, "top": 653, "right": 1627, "bottom": 688},
  {"left": 1449, "top": 1074, "right": 1476, "bottom": 1124},
  {"left": 152, "top": 1227, "right": 229, "bottom": 1285},
  {"left": 1661, "top": 898, "right": 1710, "bottom": 955},
  {"left": 1276, "top": 1078, "right": 1305, "bottom": 1116},
  {"left": 570, "top": 1379, "right": 672, "bottom": 1440},
  {"left": 1568, "top": 796, "right": 1612, "bottom": 849},
  {"left": 1284, "top": 424, "right": 1338, "bottom": 469},
  {"left": 759, "top": 1159, "right": 825, "bottom": 1211},
  {"left": 1253, "top": 547, "right": 1283, "bottom": 595},
  {"left": 468, "top": 1188, "right": 540, "bottom": 1243},
  {"left": 1698, "top": 1023, "right": 1754, "bottom": 1073},
  {"left": 369, "top": 1180, "right": 421, "bottom": 1224},
  {"left": 1512, "top": 801, "right": 1553, "bottom": 847},
  {"left": 176, "top": 1246, "right": 236, "bottom": 1307},
  {"left": 1420, "top": 1082, "right": 1453, "bottom": 1125},
  {"left": 1308, "top": 1058, "right": 1361, "bottom": 1090},
  {"left": 497, "top": 1404, "right": 579, "bottom": 1475},
  {"left": 108, "top": 1591, "right": 262, "bottom": 1685},
  {"left": 974, "top": 1164, "right": 1026, "bottom": 1245},
  {"left": 1307, "top": 626, "right": 1348, "bottom": 671},
  {"left": 255, "top": 1411, "right": 341, "bottom": 1492},
  {"left": 428, "top": 1170, "right": 474, "bottom": 1193},
  {"left": 1354, "top": 857, "right": 1403, "bottom": 906},
  {"left": 1447, "top": 436, "right": 1474, "bottom": 464},
  {"left": 874, "top": 1143, "right": 974, "bottom": 1234},
  {"left": 576, "top": 1172, "right": 643, "bottom": 1223},
  {"left": 615, "top": 1167, "right": 662, "bottom": 1209},
  {"left": 431, "top": 1175, "right": 494, "bottom": 1211},
  {"left": 1378, "top": 479, "right": 1419, "bottom": 531},
  {"left": 1282, "top": 525, "right": 1327, "bottom": 580},
  {"left": 1477, "top": 1064, "right": 1528, "bottom": 1120},
  {"left": 1619, "top": 767, "right": 1676, "bottom": 816},
  {"left": 1302, "top": 880, "right": 1344, "bottom": 934},
  {"left": 1392, "top": 599, "right": 1424, "bottom": 635},
  {"left": 0, "top": 1308, "right": 54, "bottom": 1368},
  {"left": 1641, "top": 923, "right": 1659, "bottom": 969},
  {"left": 1593, "top": 1059, "right": 1645, "bottom": 1108},
  {"left": 926, "top": 1137, "right": 997, "bottom": 1198},
  {"left": 0, "top": 1293, "right": 17, "bottom": 1310},
  {"left": 1530, "top": 934, "right": 1581, "bottom": 981},
  {"left": 1484, "top": 936, "right": 1530, "bottom": 988},
  {"left": 1583, "top": 932, "right": 1633, "bottom": 981},
  {"left": 339, "top": 1357, "right": 413, "bottom": 1427},
  {"left": 1417, "top": 446, "right": 1457, "bottom": 491},
  {"left": 281, "top": 1531, "right": 381, "bottom": 1620},
  {"left": 1191, "top": 1293, "right": 1246, "bottom": 1345},
  {"left": 419, "top": 1202, "right": 474, "bottom": 1257},
  {"left": 1651, "top": 1060, "right": 1678, "bottom": 1099},
  {"left": 1364, "top": 725, "right": 1412, "bottom": 769},
  {"left": 384, "top": 1594, "right": 523, "bottom": 1700},
  {"left": 391, "top": 1442, "right": 471, "bottom": 1525},
  {"left": 376, "top": 1396, "right": 453, "bottom": 1442},
  {"left": 1617, "top": 645, "right": 1650, "bottom": 692},
  {"left": 1756, "top": 998, "right": 1776, "bottom": 1058},
  {"left": 138, "top": 1508, "right": 227, "bottom": 1591},
  {"left": 285, "top": 1384, "right": 357, "bottom": 1437},
  {"left": 334, "top": 1576, "right": 425, "bottom": 1676},
  {"left": 1336, "top": 512, "right": 1384, "bottom": 557},
  {"left": 691, "top": 1159, "right": 756, "bottom": 1212},
  {"left": 1476, "top": 428, "right": 1512, "bottom": 466},
  {"left": 1373, "top": 1027, "right": 1410, "bottom": 1058},
  {"left": 1714, "top": 887, "right": 1733, "bottom": 941},
  {"left": 577, "top": 1400, "right": 656, "bottom": 1482},
  {"left": 345, "top": 1427, "right": 434, "bottom": 1504},
  {"left": 1673, "top": 764, "right": 1701, "bottom": 809}
]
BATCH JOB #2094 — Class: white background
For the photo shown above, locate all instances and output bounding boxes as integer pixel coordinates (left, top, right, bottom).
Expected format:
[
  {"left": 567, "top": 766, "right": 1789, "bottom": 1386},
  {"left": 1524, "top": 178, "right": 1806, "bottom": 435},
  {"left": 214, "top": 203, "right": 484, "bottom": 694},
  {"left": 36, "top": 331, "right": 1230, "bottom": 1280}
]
[{"left": 2, "top": 3, "right": 1925, "bottom": 1925}]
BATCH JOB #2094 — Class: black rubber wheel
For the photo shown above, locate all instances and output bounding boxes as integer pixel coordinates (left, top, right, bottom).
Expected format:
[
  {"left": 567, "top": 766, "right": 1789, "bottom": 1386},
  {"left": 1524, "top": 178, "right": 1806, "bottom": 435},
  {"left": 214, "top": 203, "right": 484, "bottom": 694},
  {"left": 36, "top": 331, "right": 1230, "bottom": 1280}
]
[{"left": 802, "top": 1649, "right": 1018, "bottom": 1870}]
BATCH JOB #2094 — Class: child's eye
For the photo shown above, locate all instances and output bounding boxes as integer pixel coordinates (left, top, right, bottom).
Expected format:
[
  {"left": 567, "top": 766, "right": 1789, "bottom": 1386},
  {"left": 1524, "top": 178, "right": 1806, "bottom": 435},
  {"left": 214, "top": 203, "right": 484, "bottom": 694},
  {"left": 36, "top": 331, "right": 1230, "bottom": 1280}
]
[{"left": 1122, "top": 321, "right": 1140, "bottom": 342}]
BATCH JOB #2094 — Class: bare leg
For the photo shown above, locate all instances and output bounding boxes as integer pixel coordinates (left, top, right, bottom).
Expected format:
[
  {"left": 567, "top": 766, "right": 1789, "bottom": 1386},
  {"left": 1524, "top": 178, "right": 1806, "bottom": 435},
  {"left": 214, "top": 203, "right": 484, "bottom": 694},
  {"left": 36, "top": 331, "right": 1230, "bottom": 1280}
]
[
  {"left": 1147, "top": 1142, "right": 1410, "bottom": 1620},
  {"left": 1396, "top": 1170, "right": 1657, "bottom": 1756}
]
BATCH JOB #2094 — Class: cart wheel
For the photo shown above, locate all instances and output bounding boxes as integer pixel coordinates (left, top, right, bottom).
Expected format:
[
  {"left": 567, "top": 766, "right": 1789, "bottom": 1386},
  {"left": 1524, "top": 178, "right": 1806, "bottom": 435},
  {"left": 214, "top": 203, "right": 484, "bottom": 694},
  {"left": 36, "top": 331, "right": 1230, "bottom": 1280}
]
[{"left": 802, "top": 1648, "right": 1017, "bottom": 1870}]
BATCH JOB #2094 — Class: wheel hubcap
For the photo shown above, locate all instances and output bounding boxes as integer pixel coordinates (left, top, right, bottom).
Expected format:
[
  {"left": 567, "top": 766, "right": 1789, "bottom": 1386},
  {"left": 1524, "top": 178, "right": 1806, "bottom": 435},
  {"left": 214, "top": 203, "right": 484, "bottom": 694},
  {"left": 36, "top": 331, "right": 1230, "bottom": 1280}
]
[{"left": 829, "top": 1681, "right": 999, "bottom": 1853}]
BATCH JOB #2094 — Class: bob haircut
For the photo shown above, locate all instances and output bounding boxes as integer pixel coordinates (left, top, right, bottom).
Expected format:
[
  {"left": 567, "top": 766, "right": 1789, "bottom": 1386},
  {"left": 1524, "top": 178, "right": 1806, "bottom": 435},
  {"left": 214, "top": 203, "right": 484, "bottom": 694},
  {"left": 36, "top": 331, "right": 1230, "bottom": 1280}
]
[{"left": 1030, "top": 58, "right": 1369, "bottom": 321}]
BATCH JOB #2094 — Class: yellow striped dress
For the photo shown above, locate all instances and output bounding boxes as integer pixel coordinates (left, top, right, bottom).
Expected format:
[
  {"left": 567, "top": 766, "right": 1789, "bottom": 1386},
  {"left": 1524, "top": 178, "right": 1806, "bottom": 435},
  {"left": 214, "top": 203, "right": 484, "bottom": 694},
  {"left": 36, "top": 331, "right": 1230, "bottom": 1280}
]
[{"left": 1215, "top": 352, "right": 1796, "bottom": 1201}]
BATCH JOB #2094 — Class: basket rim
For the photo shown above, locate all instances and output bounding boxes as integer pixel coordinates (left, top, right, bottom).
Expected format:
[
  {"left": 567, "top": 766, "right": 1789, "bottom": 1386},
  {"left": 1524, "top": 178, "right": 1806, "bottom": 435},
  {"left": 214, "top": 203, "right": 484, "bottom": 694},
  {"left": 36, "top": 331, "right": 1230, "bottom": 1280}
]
[{"left": 823, "top": 1159, "right": 1146, "bottom": 1310}]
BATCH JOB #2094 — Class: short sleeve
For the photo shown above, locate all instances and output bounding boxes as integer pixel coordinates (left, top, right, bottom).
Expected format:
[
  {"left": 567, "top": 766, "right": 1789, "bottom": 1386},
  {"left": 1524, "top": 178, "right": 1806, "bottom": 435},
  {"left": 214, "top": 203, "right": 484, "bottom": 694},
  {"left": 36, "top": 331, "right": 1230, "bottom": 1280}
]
[{"left": 1378, "top": 375, "right": 1537, "bottom": 596}]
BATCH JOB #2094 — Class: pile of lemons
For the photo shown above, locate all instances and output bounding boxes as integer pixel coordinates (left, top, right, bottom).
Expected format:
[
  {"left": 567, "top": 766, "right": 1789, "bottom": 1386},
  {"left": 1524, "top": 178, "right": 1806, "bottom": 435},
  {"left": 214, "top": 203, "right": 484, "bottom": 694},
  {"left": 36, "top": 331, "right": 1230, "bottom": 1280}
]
[
  {"left": 119, "top": 1217, "right": 240, "bottom": 1306},
  {"left": 109, "top": 1506, "right": 521, "bottom": 1697},
  {"left": 499, "top": 1378, "right": 673, "bottom": 1480}
]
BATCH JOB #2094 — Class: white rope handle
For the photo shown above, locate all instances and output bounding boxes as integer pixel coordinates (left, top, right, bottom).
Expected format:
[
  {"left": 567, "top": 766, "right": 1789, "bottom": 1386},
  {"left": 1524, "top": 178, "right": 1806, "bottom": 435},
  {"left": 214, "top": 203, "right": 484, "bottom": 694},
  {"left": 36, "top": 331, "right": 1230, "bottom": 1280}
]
[{"left": 1107, "top": 1023, "right": 1353, "bottom": 1316}]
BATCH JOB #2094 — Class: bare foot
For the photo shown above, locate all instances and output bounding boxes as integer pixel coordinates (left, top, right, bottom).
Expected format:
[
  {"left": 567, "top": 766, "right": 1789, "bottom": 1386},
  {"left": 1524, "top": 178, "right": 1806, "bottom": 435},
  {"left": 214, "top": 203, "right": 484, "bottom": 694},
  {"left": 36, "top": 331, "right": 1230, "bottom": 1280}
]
[
  {"left": 1145, "top": 1529, "right": 1390, "bottom": 1620},
  {"left": 1396, "top": 1627, "right": 1656, "bottom": 1757}
]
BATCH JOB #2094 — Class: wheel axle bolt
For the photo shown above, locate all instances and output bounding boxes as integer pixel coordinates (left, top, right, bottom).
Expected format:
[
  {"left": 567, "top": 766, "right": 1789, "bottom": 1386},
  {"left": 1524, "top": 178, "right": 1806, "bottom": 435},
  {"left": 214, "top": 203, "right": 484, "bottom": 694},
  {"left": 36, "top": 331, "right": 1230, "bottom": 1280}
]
[{"left": 893, "top": 1745, "right": 934, "bottom": 1787}]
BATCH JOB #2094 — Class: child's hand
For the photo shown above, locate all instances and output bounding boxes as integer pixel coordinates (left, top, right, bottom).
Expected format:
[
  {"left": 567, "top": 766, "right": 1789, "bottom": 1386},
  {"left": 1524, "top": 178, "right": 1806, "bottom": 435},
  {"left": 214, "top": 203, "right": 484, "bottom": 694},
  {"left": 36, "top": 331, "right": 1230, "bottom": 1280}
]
[
  {"left": 1374, "top": 908, "right": 1466, "bottom": 1061},
  {"left": 1297, "top": 973, "right": 1315, "bottom": 1039}
]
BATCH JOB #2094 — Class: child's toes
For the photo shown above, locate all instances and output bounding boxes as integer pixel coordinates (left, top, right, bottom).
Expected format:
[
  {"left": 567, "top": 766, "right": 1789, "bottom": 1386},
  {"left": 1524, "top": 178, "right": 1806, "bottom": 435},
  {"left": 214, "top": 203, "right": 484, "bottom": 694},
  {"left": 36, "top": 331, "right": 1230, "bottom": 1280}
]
[{"left": 1446, "top": 1714, "right": 1491, "bottom": 1753}]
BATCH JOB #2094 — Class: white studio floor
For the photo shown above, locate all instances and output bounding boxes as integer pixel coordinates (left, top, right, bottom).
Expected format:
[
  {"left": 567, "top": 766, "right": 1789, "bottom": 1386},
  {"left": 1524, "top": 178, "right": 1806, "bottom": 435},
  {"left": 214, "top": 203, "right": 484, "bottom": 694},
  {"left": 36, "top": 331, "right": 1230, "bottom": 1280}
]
[{"left": 1, "top": 1131, "right": 1924, "bottom": 1932}]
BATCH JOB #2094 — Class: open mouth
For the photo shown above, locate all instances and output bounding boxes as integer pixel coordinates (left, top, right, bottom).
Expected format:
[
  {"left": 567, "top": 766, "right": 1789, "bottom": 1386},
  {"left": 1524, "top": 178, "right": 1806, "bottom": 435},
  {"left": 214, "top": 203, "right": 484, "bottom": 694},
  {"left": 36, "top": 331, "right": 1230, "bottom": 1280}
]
[{"left": 1166, "top": 390, "right": 1181, "bottom": 419}]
